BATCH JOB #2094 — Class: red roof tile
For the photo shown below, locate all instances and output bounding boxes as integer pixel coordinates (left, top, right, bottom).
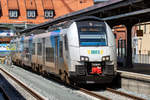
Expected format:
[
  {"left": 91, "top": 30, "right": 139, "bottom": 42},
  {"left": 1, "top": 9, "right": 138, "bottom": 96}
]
[
  {"left": 25, "top": 0, "right": 36, "bottom": 10},
  {"left": 42, "top": 0, "right": 53, "bottom": 9},
  {"left": 7, "top": 0, "right": 19, "bottom": 10}
]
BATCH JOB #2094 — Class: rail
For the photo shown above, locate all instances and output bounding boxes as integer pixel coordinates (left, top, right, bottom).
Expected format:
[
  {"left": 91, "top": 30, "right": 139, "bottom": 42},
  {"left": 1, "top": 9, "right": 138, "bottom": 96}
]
[
  {"left": 79, "top": 87, "right": 110, "bottom": 100},
  {"left": 0, "top": 67, "right": 45, "bottom": 100},
  {"left": 0, "top": 65, "right": 146, "bottom": 100},
  {"left": 106, "top": 88, "right": 146, "bottom": 100},
  {"left": 0, "top": 86, "right": 10, "bottom": 100}
]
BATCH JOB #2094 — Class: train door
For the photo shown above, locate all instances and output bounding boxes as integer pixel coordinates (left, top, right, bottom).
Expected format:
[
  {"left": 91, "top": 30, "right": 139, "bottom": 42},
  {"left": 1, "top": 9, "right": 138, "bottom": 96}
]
[
  {"left": 58, "top": 40, "right": 64, "bottom": 73},
  {"left": 28, "top": 39, "right": 32, "bottom": 66},
  {"left": 55, "top": 36, "right": 59, "bottom": 71},
  {"left": 42, "top": 38, "right": 45, "bottom": 65}
]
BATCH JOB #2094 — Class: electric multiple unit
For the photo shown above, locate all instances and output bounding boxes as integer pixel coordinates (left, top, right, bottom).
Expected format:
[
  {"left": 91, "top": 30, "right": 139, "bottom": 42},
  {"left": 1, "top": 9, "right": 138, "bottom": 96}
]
[{"left": 10, "top": 16, "right": 117, "bottom": 84}]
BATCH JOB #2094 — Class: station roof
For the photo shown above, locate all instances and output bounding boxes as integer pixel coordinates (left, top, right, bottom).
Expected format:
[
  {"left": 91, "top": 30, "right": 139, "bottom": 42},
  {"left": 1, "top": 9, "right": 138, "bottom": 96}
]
[{"left": 20, "top": 0, "right": 149, "bottom": 34}]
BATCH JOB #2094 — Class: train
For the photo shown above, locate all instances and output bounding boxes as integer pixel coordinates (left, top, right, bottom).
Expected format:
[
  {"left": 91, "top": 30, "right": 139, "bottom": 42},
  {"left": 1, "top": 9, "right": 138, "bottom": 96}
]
[
  {"left": 10, "top": 16, "right": 117, "bottom": 84},
  {"left": 0, "top": 44, "right": 11, "bottom": 56}
]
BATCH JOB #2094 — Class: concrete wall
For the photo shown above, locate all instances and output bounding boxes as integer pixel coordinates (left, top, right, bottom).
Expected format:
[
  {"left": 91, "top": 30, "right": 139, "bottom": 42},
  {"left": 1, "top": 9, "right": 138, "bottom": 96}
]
[
  {"left": 121, "top": 77, "right": 150, "bottom": 97},
  {"left": 118, "top": 71, "right": 150, "bottom": 97}
]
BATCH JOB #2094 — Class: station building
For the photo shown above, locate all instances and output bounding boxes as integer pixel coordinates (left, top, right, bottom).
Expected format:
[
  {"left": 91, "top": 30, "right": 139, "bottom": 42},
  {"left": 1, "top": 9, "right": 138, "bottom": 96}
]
[
  {"left": 0, "top": 0, "right": 94, "bottom": 24},
  {"left": 0, "top": 0, "right": 149, "bottom": 64},
  {"left": 0, "top": 0, "right": 94, "bottom": 44},
  {"left": 0, "top": 0, "right": 94, "bottom": 57},
  {"left": 114, "top": 23, "right": 150, "bottom": 64}
]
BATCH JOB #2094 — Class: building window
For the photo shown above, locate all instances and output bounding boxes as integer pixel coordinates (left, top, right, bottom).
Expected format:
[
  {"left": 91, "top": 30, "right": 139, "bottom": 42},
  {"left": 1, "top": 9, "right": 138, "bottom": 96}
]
[
  {"left": 27, "top": 10, "right": 36, "bottom": 19},
  {"left": 44, "top": 10, "right": 54, "bottom": 19},
  {"left": 9, "top": 10, "right": 18, "bottom": 18},
  {"left": 0, "top": 10, "right": 2, "bottom": 16},
  {"left": 114, "top": 34, "right": 117, "bottom": 39}
]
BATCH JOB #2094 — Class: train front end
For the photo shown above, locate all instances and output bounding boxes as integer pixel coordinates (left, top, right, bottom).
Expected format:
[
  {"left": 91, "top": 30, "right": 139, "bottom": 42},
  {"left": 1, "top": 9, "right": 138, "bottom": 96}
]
[{"left": 67, "top": 17, "right": 117, "bottom": 84}]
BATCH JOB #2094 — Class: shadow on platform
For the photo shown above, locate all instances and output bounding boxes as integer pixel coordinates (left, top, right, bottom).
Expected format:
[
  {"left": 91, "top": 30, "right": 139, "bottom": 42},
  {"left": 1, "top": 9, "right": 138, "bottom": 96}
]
[
  {"left": 0, "top": 73, "right": 26, "bottom": 100},
  {"left": 118, "top": 63, "right": 150, "bottom": 75}
]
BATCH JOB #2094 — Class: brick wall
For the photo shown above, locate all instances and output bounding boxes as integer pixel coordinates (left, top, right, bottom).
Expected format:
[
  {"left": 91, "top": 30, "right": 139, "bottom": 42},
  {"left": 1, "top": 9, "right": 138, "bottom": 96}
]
[{"left": 113, "top": 25, "right": 127, "bottom": 47}]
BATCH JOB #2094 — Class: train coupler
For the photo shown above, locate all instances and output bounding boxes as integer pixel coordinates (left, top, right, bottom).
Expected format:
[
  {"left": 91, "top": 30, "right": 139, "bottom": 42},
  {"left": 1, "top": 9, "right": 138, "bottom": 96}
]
[{"left": 90, "top": 67, "right": 102, "bottom": 74}]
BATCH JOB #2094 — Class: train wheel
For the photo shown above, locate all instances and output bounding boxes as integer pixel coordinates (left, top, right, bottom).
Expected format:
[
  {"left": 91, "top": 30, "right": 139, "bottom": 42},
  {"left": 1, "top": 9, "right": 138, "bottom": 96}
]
[
  {"left": 60, "top": 73, "right": 65, "bottom": 82},
  {"left": 65, "top": 74, "right": 70, "bottom": 84},
  {"left": 39, "top": 66, "right": 43, "bottom": 74},
  {"left": 41, "top": 70, "right": 45, "bottom": 76},
  {"left": 34, "top": 64, "right": 36, "bottom": 71},
  {"left": 31, "top": 63, "right": 34, "bottom": 71}
]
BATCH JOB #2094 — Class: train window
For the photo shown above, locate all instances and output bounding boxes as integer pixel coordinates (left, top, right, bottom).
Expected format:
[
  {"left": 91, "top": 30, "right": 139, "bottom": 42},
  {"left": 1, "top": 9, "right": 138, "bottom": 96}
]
[
  {"left": 59, "top": 41, "right": 63, "bottom": 57},
  {"left": 17, "top": 42, "right": 19, "bottom": 52},
  {"left": 64, "top": 35, "right": 68, "bottom": 50},
  {"left": 37, "top": 43, "right": 42, "bottom": 55},
  {"left": 79, "top": 26, "right": 107, "bottom": 46},
  {"left": 46, "top": 48, "right": 50, "bottom": 61},
  {"left": 26, "top": 48, "right": 29, "bottom": 53},
  {"left": 80, "top": 27, "right": 101, "bottom": 32},
  {"left": 46, "top": 48, "right": 54, "bottom": 62},
  {"left": 32, "top": 43, "right": 35, "bottom": 55}
]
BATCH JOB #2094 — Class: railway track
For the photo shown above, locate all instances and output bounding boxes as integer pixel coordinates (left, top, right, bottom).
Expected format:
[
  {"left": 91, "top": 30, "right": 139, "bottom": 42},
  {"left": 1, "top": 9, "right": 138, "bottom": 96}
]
[
  {"left": 66, "top": 82, "right": 146, "bottom": 100},
  {"left": 0, "top": 67, "right": 45, "bottom": 100},
  {"left": 75, "top": 87, "right": 146, "bottom": 100},
  {"left": 0, "top": 65, "right": 147, "bottom": 100},
  {"left": 106, "top": 88, "right": 146, "bottom": 100},
  {"left": 77, "top": 87, "right": 146, "bottom": 100},
  {"left": 0, "top": 86, "right": 10, "bottom": 100}
]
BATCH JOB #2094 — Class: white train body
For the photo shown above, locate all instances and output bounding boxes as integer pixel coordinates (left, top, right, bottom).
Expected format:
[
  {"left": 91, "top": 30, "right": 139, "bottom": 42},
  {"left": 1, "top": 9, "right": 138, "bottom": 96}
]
[{"left": 11, "top": 16, "right": 117, "bottom": 84}]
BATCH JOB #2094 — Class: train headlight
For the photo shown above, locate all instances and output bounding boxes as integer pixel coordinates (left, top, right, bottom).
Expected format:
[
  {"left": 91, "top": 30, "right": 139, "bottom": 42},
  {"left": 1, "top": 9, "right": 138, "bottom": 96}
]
[
  {"left": 106, "top": 56, "right": 110, "bottom": 61},
  {"left": 102, "top": 56, "right": 110, "bottom": 61},
  {"left": 85, "top": 57, "right": 89, "bottom": 61},
  {"left": 80, "top": 56, "right": 85, "bottom": 61},
  {"left": 102, "top": 57, "right": 106, "bottom": 61},
  {"left": 80, "top": 56, "right": 89, "bottom": 62}
]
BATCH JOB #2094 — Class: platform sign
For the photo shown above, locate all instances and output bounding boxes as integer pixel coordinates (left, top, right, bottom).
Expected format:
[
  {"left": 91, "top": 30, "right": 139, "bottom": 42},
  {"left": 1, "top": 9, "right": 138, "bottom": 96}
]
[{"left": 136, "top": 30, "right": 143, "bottom": 37}]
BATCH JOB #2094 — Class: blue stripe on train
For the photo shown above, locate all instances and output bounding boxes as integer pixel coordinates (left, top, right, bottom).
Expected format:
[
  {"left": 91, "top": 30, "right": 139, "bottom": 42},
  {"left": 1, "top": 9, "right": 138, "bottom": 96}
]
[
  {"left": 50, "top": 30, "right": 61, "bottom": 57},
  {"left": 80, "top": 42, "right": 106, "bottom": 46},
  {"left": 0, "top": 44, "right": 8, "bottom": 46},
  {"left": 50, "top": 30, "right": 60, "bottom": 48},
  {"left": 20, "top": 37, "right": 24, "bottom": 57},
  {"left": 0, "top": 51, "right": 11, "bottom": 52}
]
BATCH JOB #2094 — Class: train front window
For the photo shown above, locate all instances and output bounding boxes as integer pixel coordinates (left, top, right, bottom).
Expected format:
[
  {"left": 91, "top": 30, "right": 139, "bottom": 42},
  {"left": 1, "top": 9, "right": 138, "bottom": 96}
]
[{"left": 78, "top": 22, "right": 107, "bottom": 46}]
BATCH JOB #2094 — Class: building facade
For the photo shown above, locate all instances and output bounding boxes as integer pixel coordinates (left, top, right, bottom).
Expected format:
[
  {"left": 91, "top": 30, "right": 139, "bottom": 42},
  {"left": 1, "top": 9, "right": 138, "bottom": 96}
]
[{"left": 0, "top": 0, "right": 94, "bottom": 24}]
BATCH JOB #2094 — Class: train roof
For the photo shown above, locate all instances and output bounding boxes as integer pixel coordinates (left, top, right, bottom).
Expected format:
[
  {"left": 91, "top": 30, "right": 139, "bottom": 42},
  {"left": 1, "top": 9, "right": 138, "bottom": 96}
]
[
  {"left": 72, "top": 16, "right": 103, "bottom": 22},
  {"left": 19, "top": 16, "right": 102, "bottom": 35}
]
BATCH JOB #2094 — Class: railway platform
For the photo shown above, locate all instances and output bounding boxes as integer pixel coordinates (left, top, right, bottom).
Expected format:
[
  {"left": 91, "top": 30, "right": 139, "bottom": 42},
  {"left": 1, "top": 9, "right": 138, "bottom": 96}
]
[
  {"left": 117, "top": 64, "right": 150, "bottom": 98},
  {"left": 117, "top": 63, "right": 150, "bottom": 75}
]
